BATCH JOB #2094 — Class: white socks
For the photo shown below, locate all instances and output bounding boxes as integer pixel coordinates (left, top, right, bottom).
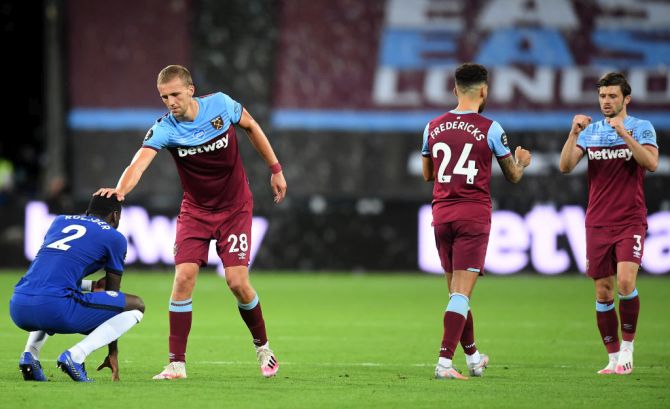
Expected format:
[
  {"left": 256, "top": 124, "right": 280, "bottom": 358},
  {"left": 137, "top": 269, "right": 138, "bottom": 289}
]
[
  {"left": 608, "top": 352, "right": 619, "bottom": 363},
  {"left": 24, "top": 331, "right": 49, "bottom": 360},
  {"left": 438, "top": 357, "right": 453, "bottom": 367},
  {"left": 466, "top": 351, "right": 481, "bottom": 365},
  {"left": 69, "top": 310, "right": 143, "bottom": 363},
  {"left": 621, "top": 340, "right": 634, "bottom": 352}
]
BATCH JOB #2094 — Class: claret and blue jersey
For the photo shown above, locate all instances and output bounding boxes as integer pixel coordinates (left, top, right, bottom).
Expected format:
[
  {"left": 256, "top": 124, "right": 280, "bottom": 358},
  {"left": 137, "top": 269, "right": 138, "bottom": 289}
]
[
  {"left": 13, "top": 215, "right": 127, "bottom": 298},
  {"left": 577, "top": 115, "right": 657, "bottom": 227},
  {"left": 422, "top": 110, "right": 511, "bottom": 224},
  {"left": 143, "top": 92, "right": 252, "bottom": 210}
]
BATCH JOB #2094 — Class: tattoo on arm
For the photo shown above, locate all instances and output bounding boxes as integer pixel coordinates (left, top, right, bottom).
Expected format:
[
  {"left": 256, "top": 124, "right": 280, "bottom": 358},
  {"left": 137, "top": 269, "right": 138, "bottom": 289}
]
[{"left": 497, "top": 155, "right": 522, "bottom": 183}]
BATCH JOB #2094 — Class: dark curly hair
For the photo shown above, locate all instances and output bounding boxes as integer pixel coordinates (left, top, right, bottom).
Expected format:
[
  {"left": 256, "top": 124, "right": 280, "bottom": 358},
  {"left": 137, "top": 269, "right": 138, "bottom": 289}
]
[
  {"left": 597, "top": 72, "right": 631, "bottom": 97},
  {"left": 86, "top": 194, "right": 122, "bottom": 219},
  {"left": 455, "top": 63, "right": 489, "bottom": 90}
]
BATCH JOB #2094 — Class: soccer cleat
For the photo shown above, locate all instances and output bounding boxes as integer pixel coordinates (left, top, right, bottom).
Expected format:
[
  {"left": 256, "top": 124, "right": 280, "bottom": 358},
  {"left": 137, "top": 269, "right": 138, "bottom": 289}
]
[
  {"left": 597, "top": 359, "right": 617, "bottom": 375},
  {"left": 152, "top": 361, "right": 187, "bottom": 380},
  {"left": 256, "top": 345, "right": 279, "bottom": 378},
  {"left": 435, "top": 363, "right": 468, "bottom": 380},
  {"left": 57, "top": 351, "right": 92, "bottom": 382},
  {"left": 615, "top": 348, "right": 633, "bottom": 375},
  {"left": 467, "top": 353, "right": 489, "bottom": 377},
  {"left": 19, "top": 352, "right": 47, "bottom": 381}
]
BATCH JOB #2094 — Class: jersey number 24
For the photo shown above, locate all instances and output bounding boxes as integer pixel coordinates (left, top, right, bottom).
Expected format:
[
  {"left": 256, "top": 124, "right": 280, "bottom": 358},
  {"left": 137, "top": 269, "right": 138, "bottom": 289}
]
[{"left": 432, "top": 142, "right": 479, "bottom": 184}]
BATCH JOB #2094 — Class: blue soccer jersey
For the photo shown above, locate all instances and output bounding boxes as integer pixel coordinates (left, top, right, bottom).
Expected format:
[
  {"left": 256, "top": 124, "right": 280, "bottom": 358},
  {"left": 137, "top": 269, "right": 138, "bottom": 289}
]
[
  {"left": 13, "top": 215, "right": 127, "bottom": 297},
  {"left": 142, "top": 92, "right": 251, "bottom": 210}
]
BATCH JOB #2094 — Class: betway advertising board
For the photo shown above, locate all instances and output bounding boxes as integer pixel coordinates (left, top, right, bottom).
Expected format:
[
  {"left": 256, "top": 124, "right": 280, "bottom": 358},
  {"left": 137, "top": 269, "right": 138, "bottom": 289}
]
[{"left": 24, "top": 202, "right": 670, "bottom": 274}]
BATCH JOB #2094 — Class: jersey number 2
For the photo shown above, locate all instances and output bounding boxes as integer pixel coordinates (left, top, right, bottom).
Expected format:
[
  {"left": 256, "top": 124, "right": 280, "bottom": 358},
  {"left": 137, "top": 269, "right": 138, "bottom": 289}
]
[
  {"left": 432, "top": 142, "right": 479, "bottom": 184},
  {"left": 46, "top": 225, "right": 87, "bottom": 251}
]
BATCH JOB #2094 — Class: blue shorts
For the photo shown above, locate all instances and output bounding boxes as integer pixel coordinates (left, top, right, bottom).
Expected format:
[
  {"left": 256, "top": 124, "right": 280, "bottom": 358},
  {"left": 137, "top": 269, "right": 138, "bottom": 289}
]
[{"left": 10, "top": 291, "right": 126, "bottom": 335}]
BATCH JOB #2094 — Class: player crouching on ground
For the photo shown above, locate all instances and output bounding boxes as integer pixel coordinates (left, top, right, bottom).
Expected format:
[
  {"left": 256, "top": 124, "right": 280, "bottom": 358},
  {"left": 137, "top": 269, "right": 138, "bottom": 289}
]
[{"left": 9, "top": 194, "right": 144, "bottom": 382}]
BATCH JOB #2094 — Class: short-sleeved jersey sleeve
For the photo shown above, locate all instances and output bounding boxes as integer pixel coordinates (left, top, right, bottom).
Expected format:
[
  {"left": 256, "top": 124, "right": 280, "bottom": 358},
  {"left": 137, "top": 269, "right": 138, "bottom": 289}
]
[
  {"left": 486, "top": 121, "right": 511, "bottom": 158},
  {"left": 142, "top": 121, "right": 171, "bottom": 150},
  {"left": 222, "top": 93, "right": 243, "bottom": 124},
  {"left": 636, "top": 120, "right": 658, "bottom": 148},
  {"left": 576, "top": 124, "right": 591, "bottom": 151},
  {"left": 104, "top": 232, "right": 127, "bottom": 274},
  {"left": 421, "top": 123, "right": 430, "bottom": 157}
]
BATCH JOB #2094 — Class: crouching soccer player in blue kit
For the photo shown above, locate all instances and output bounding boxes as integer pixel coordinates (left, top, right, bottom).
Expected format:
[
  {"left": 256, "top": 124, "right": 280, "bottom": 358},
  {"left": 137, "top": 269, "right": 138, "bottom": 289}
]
[{"left": 9, "top": 195, "right": 144, "bottom": 382}]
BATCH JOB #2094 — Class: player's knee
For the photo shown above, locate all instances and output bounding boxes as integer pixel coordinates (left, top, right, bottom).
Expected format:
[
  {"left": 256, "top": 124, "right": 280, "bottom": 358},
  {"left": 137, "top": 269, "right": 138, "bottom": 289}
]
[
  {"left": 595, "top": 285, "right": 613, "bottom": 301},
  {"left": 135, "top": 297, "right": 146, "bottom": 313},
  {"left": 226, "top": 276, "right": 250, "bottom": 295},
  {"left": 617, "top": 278, "right": 635, "bottom": 295},
  {"left": 126, "top": 296, "right": 145, "bottom": 313},
  {"left": 174, "top": 274, "right": 196, "bottom": 292}
]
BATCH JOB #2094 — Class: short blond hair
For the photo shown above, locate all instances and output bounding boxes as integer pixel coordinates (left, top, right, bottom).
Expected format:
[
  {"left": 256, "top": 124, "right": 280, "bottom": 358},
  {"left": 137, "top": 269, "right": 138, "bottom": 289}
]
[{"left": 157, "top": 65, "right": 194, "bottom": 87}]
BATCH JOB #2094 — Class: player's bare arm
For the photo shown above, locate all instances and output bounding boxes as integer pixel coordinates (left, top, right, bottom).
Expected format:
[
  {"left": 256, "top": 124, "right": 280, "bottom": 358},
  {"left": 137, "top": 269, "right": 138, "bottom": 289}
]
[
  {"left": 238, "top": 108, "right": 287, "bottom": 204},
  {"left": 96, "top": 270, "right": 122, "bottom": 381},
  {"left": 422, "top": 156, "right": 434, "bottom": 182},
  {"left": 94, "top": 148, "right": 158, "bottom": 201},
  {"left": 498, "top": 146, "right": 531, "bottom": 183},
  {"left": 559, "top": 114, "right": 590, "bottom": 173},
  {"left": 607, "top": 117, "right": 659, "bottom": 172}
]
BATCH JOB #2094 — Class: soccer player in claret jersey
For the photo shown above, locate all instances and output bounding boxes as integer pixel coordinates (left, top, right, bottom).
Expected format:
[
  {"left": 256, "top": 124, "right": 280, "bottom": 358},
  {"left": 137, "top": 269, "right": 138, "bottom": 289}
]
[
  {"left": 559, "top": 72, "right": 658, "bottom": 375},
  {"left": 421, "top": 63, "right": 531, "bottom": 379},
  {"left": 9, "top": 194, "right": 144, "bottom": 382},
  {"left": 96, "top": 65, "right": 286, "bottom": 380}
]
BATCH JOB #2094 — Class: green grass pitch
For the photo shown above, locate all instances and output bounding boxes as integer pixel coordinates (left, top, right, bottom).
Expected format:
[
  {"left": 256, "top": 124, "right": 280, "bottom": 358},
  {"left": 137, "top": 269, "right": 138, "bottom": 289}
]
[{"left": 1, "top": 270, "right": 668, "bottom": 408}]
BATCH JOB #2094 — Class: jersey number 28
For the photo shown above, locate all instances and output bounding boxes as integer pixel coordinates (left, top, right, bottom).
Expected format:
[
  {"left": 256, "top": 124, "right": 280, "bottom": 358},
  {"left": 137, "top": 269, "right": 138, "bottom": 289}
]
[
  {"left": 46, "top": 225, "right": 87, "bottom": 251},
  {"left": 432, "top": 142, "right": 479, "bottom": 184}
]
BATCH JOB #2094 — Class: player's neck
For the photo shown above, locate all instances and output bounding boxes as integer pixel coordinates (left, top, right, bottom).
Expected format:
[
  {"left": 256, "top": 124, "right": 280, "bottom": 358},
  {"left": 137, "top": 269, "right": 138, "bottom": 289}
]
[
  {"left": 177, "top": 99, "right": 200, "bottom": 122},
  {"left": 454, "top": 100, "right": 480, "bottom": 113}
]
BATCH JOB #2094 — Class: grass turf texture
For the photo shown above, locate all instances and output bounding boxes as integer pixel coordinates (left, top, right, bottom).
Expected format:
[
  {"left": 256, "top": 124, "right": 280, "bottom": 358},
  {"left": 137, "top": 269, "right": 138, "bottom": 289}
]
[{"left": 0, "top": 271, "right": 668, "bottom": 408}]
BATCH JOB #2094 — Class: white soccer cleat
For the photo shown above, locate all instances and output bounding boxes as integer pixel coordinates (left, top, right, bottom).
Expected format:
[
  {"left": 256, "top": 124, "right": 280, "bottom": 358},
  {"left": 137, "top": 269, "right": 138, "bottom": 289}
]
[
  {"left": 435, "top": 363, "right": 468, "bottom": 380},
  {"left": 615, "top": 348, "right": 633, "bottom": 375},
  {"left": 467, "top": 353, "right": 489, "bottom": 377},
  {"left": 152, "top": 361, "right": 187, "bottom": 380},
  {"left": 256, "top": 345, "right": 279, "bottom": 378},
  {"left": 597, "top": 360, "right": 617, "bottom": 375}
]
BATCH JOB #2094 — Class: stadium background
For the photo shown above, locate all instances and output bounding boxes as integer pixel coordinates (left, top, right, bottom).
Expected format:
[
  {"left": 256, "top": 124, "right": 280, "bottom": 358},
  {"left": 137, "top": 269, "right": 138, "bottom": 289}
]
[{"left": 2, "top": 0, "right": 669, "bottom": 275}]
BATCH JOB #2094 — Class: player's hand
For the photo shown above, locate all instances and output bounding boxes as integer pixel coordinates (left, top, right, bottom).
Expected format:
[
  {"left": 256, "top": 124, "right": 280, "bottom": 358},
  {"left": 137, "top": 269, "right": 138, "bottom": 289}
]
[
  {"left": 515, "top": 146, "right": 532, "bottom": 168},
  {"left": 94, "top": 188, "right": 125, "bottom": 201},
  {"left": 97, "top": 353, "right": 120, "bottom": 381},
  {"left": 270, "top": 172, "right": 287, "bottom": 204},
  {"left": 92, "top": 277, "right": 106, "bottom": 292},
  {"left": 606, "top": 116, "right": 628, "bottom": 137},
  {"left": 571, "top": 114, "right": 592, "bottom": 135}
]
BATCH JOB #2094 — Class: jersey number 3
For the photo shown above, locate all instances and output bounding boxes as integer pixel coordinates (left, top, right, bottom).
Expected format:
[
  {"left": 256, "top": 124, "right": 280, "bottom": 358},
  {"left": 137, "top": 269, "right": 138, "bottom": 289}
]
[
  {"left": 432, "top": 142, "right": 479, "bottom": 184},
  {"left": 46, "top": 225, "right": 87, "bottom": 251}
]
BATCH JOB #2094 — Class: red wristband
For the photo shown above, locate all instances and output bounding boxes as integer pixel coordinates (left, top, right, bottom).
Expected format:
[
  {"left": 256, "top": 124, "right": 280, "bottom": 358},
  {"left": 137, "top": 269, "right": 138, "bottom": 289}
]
[{"left": 269, "top": 162, "right": 282, "bottom": 174}]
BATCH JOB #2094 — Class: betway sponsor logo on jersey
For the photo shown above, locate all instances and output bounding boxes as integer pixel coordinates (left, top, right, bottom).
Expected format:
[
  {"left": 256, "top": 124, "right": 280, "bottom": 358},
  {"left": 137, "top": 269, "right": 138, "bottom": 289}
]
[
  {"left": 177, "top": 134, "right": 229, "bottom": 157},
  {"left": 430, "top": 121, "right": 484, "bottom": 141},
  {"left": 587, "top": 147, "right": 633, "bottom": 161}
]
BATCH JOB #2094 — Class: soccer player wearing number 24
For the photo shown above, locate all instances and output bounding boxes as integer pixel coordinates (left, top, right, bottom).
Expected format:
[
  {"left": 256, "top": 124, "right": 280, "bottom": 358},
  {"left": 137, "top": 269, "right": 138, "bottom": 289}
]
[
  {"left": 559, "top": 72, "right": 659, "bottom": 376},
  {"left": 422, "top": 63, "right": 531, "bottom": 379},
  {"left": 95, "top": 65, "right": 286, "bottom": 380}
]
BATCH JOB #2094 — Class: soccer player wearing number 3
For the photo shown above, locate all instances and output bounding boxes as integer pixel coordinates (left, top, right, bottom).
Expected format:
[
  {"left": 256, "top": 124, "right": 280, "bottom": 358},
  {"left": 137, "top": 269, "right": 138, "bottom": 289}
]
[
  {"left": 422, "top": 63, "right": 531, "bottom": 379},
  {"left": 560, "top": 72, "right": 658, "bottom": 375},
  {"left": 95, "top": 65, "right": 286, "bottom": 379}
]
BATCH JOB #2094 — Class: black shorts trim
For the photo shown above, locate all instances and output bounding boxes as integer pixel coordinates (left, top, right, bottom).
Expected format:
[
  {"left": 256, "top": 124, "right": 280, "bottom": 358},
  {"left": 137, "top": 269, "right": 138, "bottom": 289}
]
[{"left": 72, "top": 295, "right": 124, "bottom": 313}]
